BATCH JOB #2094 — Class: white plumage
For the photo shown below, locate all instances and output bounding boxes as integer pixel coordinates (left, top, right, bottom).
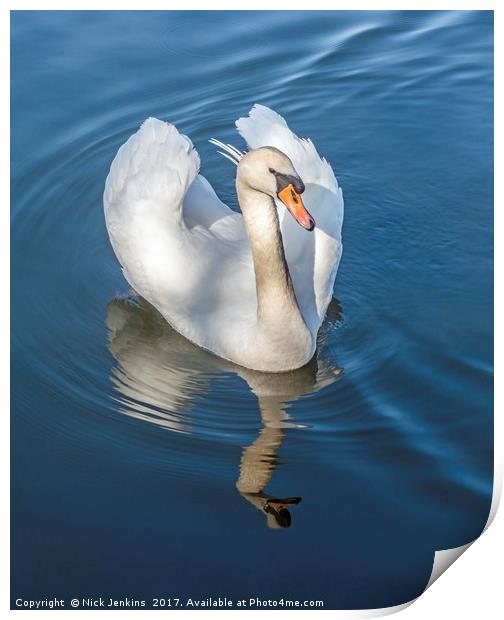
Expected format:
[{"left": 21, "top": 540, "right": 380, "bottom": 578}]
[{"left": 104, "top": 104, "right": 343, "bottom": 372}]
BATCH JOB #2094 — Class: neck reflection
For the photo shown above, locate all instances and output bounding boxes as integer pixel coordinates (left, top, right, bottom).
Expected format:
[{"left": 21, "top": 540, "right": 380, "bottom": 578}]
[{"left": 106, "top": 296, "right": 342, "bottom": 529}]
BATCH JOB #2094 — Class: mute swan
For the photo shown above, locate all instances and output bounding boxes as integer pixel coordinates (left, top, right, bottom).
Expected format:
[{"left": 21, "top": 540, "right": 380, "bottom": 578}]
[{"left": 104, "top": 105, "right": 343, "bottom": 372}]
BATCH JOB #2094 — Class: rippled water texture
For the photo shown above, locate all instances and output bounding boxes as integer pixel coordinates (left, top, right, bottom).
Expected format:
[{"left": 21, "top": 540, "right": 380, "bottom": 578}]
[{"left": 11, "top": 10, "right": 493, "bottom": 609}]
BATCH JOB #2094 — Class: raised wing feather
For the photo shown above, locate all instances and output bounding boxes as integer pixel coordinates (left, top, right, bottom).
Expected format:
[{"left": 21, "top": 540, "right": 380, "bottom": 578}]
[
  {"left": 236, "top": 104, "right": 337, "bottom": 191},
  {"left": 104, "top": 117, "right": 200, "bottom": 215},
  {"left": 104, "top": 117, "right": 203, "bottom": 305},
  {"left": 235, "top": 105, "right": 344, "bottom": 332}
]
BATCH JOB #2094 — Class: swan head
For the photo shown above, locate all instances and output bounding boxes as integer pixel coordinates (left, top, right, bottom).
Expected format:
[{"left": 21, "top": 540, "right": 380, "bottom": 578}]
[{"left": 237, "top": 147, "right": 315, "bottom": 231}]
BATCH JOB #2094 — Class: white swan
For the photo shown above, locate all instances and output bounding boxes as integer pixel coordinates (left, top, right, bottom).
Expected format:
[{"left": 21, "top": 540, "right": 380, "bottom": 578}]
[{"left": 104, "top": 104, "right": 343, "bottom": 372}]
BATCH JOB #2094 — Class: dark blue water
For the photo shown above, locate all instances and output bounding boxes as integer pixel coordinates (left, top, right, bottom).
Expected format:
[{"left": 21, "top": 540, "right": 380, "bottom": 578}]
[{"left": 11, "top": 10, "right": 493, "bottom": 610}]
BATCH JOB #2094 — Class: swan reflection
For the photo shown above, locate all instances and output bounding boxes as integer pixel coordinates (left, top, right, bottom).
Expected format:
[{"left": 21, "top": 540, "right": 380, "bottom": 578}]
[{"left": 106, "top": 296, "right": 342, "bottom": 528}]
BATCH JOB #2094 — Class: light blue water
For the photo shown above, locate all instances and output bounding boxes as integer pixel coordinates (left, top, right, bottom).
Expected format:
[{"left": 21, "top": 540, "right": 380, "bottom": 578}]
[{"left": 11, "top": 10, "right": 493, "bottom": 610}]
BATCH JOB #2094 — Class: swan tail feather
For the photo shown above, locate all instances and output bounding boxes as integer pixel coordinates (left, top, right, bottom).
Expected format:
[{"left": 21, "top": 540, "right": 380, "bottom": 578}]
[{"left": 209, "top": 138, "right": 244, "bottom": 166}]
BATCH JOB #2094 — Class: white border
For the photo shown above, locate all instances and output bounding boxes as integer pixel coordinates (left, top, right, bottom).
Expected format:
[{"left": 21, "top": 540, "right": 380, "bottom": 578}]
[{"left": 4, "top": 1, "right": 499, "bottom": 617}]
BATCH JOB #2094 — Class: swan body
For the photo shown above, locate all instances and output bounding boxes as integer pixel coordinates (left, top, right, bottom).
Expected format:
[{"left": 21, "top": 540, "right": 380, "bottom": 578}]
[{"left": 104, "top": 105, "right": 343, "bottom": 372}]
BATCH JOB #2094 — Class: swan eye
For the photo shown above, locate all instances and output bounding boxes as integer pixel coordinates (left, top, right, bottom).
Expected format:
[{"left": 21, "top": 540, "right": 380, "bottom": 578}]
[{"left": 269, "top": 168, "right": 277, "bottom": 175}]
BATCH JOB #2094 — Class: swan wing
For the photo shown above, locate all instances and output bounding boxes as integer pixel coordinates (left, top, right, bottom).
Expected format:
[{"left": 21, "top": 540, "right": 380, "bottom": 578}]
[
  {"left": 105, "top": 118, "right": 245, "bottom": 250},
  {"left": 235, "top": 104, "right": 344, "bottom": 333},
  {"left": 104, "top": 117, "right": 255, "bottom": 356},
  {"left": 183, "top": 174, "right": 246, "bottom": 241},
  {"left": 104, "top": 117, "right": 200, "bottom": 220},
  {"left": 104, "top": 116, "right": 202, "bottom": 308}
]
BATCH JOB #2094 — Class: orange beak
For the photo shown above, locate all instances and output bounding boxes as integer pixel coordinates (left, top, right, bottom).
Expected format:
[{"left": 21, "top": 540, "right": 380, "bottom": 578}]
[{"left": 277, "top": 184, "right": 315, "bottom": 231}]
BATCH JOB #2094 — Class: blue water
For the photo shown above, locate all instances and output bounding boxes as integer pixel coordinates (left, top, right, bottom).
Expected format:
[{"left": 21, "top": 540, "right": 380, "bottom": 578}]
[{"left": 11, "top": 10, "right": 493, "bottom": 610}]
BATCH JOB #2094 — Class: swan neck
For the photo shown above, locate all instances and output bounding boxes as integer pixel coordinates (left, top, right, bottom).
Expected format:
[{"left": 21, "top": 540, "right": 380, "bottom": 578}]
[{"left": 236, "top": 180, "right": 304, "bottom": 327}]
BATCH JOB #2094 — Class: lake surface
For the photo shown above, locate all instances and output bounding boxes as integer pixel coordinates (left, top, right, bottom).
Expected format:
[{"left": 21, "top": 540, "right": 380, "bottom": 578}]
[{"left": 11, "top": 10, "right": 493, "bottom": 610}]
